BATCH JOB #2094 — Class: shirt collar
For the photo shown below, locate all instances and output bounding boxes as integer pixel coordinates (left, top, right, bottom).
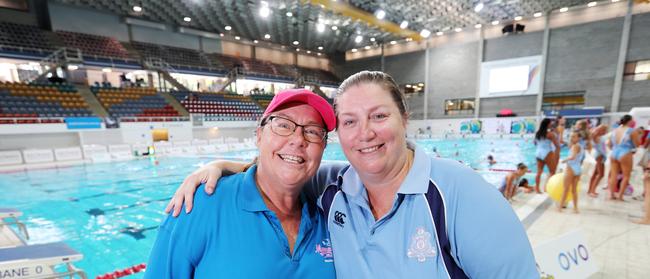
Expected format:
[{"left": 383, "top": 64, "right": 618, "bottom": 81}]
[{"left": 339, "top": 141, "right": 431, "bottom": 197}]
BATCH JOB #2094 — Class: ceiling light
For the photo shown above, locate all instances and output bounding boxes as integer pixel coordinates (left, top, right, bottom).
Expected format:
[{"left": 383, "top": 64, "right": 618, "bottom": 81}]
[
  {"left": 225, "top": 25, "right": 232, "bottom": 31},
  {"left": 491, "top": 20, "right": 499, "bottom": 25},
  {"left": 436, "top": 31, "right": 443, "bottom": 36},
  {"left": 355, "top": 35, "right": 363, "bottom": 43},
  {"left": 587, "top": 1, "right": 597, "bottom": 7},
  {"left": 390, "top": 40, "right": 396, "bottom": 45},
  {"left": 220, "top": 33, "right": 224, "bottom": 37},
  {"left": 132, "top": 6, "right": 142, "bottom": 12},
  {"left": 400, "top": 21, "right": 408, "bottom": 29},
  {"left": 534, "top": 12, "right": 542, "bottom": 17},
  {"left": 318, "top": 46, "right": 323, "bottom": 50},
  {"left": 253, "top": 40, "right": 259, "bottom": 43},
  {"left": 67, "top": 65, "right": 78, "bottom": 70},
  {"left": 296, "top": 48, "right": 300, "bottom": 52},
  {"left": 316, "top": 23, "right": 325, "bottom": 33},
  {"left": 306, "top": 50, "right": 311, "bottom": 54},
  {"left": 235, "top": 36, "right": 240, "bottom": 40},
  {"left": 474, "top": 24, "right": 482, "bottom": 29},
  {"left": 611, "top": 0, "right": 620, "bottom": 2},
  {"left": 418, "top": 83, "right": 424, "bottom": 87},
  {"left": 420, "top": 29, "right": 431, "bottom": 38},
  {"left": 375, "top": 10, "right": 385, "bottom": 20},
  {"left": 293, "top": 41, "right": 299, "bottom": 45},
  {"left": 370, "top": 37, "right": 376, "bottom": 42},
  {"left": 183, "top": 17, "right": 191, "bottom": 22},
  {"left": 331, "top": 26, "right": 338, "bottom": 31},
  {"left": 264, "top": 34, "right": 271, "bottom": 39},
  {"left": 317, "top": 53, "right": 322, "bottom": 56},
  {"left": 560, "top": 7, "right": 569, "bottom": 12},
  {"left": 102, "top": 68, "right": 112, "bottom": 73},
  {"left": 286, "top": 11, "right": 293, "bottom": 17},
  {"left": 454, "top": 27, "right": 462, "bottom": 32},
  {"left": 405, "top": 84, "right": 412, "bottom": 88},
  {"left": 405, "top": 37, "right": 413, "bottom": 42},
  {"left": 474, "top": 2, "right": 484, "bottom": 12},
  {"left": 514, "top": 16, "right": 522, "bottom": 21},
  {"left": 364, "top": 45, "right": 371, "bottom": 50},
  {"left": 259, "top": 5, "right": 270, "bottom": 18},
  {"left": 351, "top": 48, "right": 358, "bottom": 52}
]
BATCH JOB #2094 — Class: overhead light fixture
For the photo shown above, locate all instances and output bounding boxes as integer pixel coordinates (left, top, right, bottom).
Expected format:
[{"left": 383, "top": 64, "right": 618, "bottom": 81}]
[
  {"left": 491, "top": 20, "right": 500, "bottom": 25},
  {"left": 364, "top": 45, "right": 371, "bottom": 50},
  {"left": 418, "top": 83, "right": 424, "bottom": 87},
  {"left": 318, "top": 46, "right": 323, "bottom": 50},
  {"left": 253, "top": 40, "right": 259, "bottom": 43},
  {"left": 306, "top": 50, "right": 311, "bottom": 54},
  {"left": 514, "top": 16, "right": 522, "bottom": 21},
  {"left": 286, "top": 11, "right": 293, "bottom": 17},
  {"left": 102, "top": 68, "right": 112, "bottom": 73},
  {"left": 587, "top": 1, "right": 597, "bottom": 7},
  {"left": 370, "top": 37, "right": 376, "bottom": 42},
  {"left": 400, "top": 20, "right": 408, "bottom": 29},
  {"left": 235, "top": 36, "right": 240, "bottom": 40},
  {"left": 183, "top": 17, "right": 191, "bottom": 22},
  {"left": 317, "top": 53, "right": 322, "bottom": 56},
  {"left": 405, "top": 84, "right": 412, "bottom": 88},
  {"left": 293, "top": 41, "right": 299, "bottom": 45},
  {"left": 67, "top": 65, "right": 78, "bottom": 70},
  {"left": 560, "top": 7, "right": 569, "bottom": 12},
  {"left": 259, "top": 4, "right": 270, "bottom": 18},
  {"left": 264, "top": 34, "right": 271, "bottom": 39},
  {"left": 436, "top": 31, "right": 443, "bottom": 36},
  {"left": 474, "top": 23, "right": 482, "bottom": 29},
  {"left": 220, "top": 33, "right": 224, "bottom": 37},
  {"left": 611, "top": 0, "right": 620, "bottom": 2},
  {"left": 534, "top": 12, "right": 542, "bottom": 17},
  {"left": 405, "top": 37, "right": 413, "bottom": 42},
  {"left": 225, "top": 25, "right": 232, "bottom": 31},
  {"left": 351, "top": 48, "right": 358, "bottom": 52},
  {"left": 390, "top": 40, "right": 396, "bottom": 45},
  {"left": 331, "top": 25, "right": 338, "bottom": 30},
  {"left": 474, "top": 2, "right": 484, "bottom": 12},
  {"left": 375, "top": 10, "right": 385, "bottom": 20},
  {"left": 132, "top": 6, "right": 142, "bottom": 12},
  {"left": 296, "top": 48, "right": 300, "bottom": 52},
  {"left": 454, "top": 27, "right": 462, "bottom": 32},
  {"left": 355, "top": 35, "right": 363, "bottom": 43},
  {"left": 420, "top": 29, "right": 431, "bottom": 38},
  {"left": 316, "top": 23, "right": 325, "bottom": 33}
]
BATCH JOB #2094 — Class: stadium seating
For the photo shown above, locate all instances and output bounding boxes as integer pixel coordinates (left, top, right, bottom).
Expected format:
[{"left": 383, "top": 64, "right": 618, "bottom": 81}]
[
  {"left": 170, "top": 91, "right": 263, "bottom": 121},
  {"left": 130, "top": 41, "right": 216, "bottom": 70},
  {"left": 56, "top": 31, "right": 131, "bottom": 60},
  {"left": 92, "top": 87, "right": 180, "bottom": 118},
  {"left": 249, "top": 94, "right": 274, "bottom": 110},
  {"left": 0, "top": 81, "right": 93, "bottom": 123},
  {"left": 0, "top": 22, "right": 54, "bottom": 53}
]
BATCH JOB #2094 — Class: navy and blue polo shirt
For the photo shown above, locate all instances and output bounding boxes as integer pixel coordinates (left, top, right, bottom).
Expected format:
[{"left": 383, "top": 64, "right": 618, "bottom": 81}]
[
  {"left": 145, "top": 165, "right": 335, "bottom": 279},
  {"left": 314, "top": 143, "right": 539, "bottom": 278}
]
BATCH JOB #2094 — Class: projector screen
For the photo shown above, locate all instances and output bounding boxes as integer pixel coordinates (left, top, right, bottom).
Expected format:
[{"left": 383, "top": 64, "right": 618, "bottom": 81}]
[{"left": 479, "top": 56, "right": 542, "bottom": 98}]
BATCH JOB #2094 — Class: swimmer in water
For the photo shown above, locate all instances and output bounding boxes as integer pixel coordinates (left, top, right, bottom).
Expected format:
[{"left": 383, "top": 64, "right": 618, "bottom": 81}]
[{"left": 487, "top": 155, "right": 497, "bottom": 165}]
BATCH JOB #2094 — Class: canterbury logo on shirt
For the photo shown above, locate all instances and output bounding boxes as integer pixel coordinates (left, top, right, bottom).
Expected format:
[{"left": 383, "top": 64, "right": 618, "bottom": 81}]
[{"left": 334, "top": 211, "right": 346, "bottom": 227}]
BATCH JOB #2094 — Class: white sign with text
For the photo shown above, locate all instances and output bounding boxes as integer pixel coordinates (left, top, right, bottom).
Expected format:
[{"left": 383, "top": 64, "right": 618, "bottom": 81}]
[{"left": 534, "top": 230, "right": 598, "bottom": 279}]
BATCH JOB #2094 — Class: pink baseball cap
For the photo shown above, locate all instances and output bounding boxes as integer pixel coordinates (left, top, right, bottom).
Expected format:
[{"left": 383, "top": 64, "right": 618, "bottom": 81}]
[{"left": 263, "top": 88, "right": 336, "bottom": 131}]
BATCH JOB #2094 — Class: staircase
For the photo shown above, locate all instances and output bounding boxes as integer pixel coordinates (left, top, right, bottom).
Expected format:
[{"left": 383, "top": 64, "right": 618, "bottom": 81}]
[
  {"left": 76, "top": 84, "right": 109, "bottom": 117},
  {"left": 215, "top": 68, "right": 239, "bottom": 93},
  {"left": 158, "top": 91, "right": 190, "bottom": 117},
  {"left": 24, "top": 48, "right": 83, "bottom": 83},
  {"left": 142, "top": 58, "right": 190, "bottom": 92}
]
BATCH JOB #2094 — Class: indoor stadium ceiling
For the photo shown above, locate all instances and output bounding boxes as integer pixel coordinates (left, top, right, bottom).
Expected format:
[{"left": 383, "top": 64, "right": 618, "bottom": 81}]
[{"left": 54, "top": 0, "right": 602, "bottom": 54}]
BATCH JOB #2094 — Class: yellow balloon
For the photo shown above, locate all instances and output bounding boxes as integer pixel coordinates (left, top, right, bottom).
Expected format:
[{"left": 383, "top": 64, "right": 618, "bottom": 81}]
[{"left": 546, "top": 172, "right": 582, "bottom": 202}]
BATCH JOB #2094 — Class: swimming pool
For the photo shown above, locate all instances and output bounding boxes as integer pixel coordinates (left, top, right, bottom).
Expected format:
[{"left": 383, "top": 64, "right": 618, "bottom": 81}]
[{"left": 0, "top": 138, "right": 567, "bottom": 277}]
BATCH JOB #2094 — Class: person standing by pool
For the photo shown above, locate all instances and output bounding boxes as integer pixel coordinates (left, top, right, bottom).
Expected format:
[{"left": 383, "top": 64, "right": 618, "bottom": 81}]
[
  {"left": 607, "top": 115, "right": 641, "bottom": 201},
  {"left": 559, "top": 132, "right": 585, "bottom": 213},
  {"left": 145, "top": 89, "right": 337, "bottom": 278},
  {"left": 167, "top": 71, "right": 539, "bottom": 278},
  {"left": 534, "top": 118, "right": 560, "bottom": 193},
  {"left": 587, "top": 124, "right": 608, "bottom": 197}
]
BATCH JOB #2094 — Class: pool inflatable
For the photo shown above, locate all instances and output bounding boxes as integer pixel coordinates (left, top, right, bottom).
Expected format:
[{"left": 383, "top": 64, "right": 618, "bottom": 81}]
[{"left": 546, "top": 172, "right": 582, "bottom": 202}]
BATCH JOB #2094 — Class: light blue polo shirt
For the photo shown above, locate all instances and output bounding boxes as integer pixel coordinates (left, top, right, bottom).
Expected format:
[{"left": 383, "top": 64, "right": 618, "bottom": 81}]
[
  {"left": 315, "top": 143, "right": 539, "bottom": 278},
  {"left": 145, "top": 165, "right": 335, "bottom": 279}
]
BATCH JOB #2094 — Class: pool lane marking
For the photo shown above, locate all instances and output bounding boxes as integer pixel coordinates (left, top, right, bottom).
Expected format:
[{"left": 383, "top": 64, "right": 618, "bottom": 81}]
[
  {"left": 35, "top": 173, "right": 185, "bottom": 193},
  {"left": 68, "top": 187, "right": 145, "bottom": 201},
  {"left": 86, "top": 197, "right": 170, "bottom": 216},
  {"left": 120, "top": 225, "right": 159, "bottom": 240}
]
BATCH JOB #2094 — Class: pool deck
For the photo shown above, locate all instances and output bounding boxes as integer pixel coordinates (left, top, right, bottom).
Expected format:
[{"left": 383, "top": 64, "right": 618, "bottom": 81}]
[{"left": 520, "top": 166, "right": 649, "bottom": 279}]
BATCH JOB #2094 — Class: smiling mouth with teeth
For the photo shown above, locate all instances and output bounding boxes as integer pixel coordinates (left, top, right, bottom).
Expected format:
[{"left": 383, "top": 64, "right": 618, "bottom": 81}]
[
  {"left": 359, "top": 144, "right": 384, "bottom": 153},
  {"left": 278, "top": 154, "right": 305, "bottom": 164}
]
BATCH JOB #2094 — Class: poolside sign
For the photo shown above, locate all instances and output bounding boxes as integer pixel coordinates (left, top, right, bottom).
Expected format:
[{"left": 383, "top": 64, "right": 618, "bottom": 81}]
[
  {"left": 534, "top": 229, "right": 598, "bottom": 279},
  {"left": 0, "top": 264, "right": 47, "bottom": 279},
  {"left": 64, "top": 117, "right": 102, "bottom": 129}
]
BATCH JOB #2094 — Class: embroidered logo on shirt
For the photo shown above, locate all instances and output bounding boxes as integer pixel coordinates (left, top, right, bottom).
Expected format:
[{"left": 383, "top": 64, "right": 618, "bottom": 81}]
[
  {"left": 315, "top": 238, "right": 334, "bottom": 262},
  {"left": 407, "top": 227, "right": 437, "bottom": 262},
  {"left": 333, "top": 211, "right": 346, "bottom": 228}
]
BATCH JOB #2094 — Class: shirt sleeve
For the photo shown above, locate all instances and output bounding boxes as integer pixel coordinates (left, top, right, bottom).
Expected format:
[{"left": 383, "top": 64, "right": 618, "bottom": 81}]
[
  {"left": 303, "top": 162, "right": 348, "bottom": 202},
  {"left": 445, "top": 166, "right": 539, "bottom": 278}
]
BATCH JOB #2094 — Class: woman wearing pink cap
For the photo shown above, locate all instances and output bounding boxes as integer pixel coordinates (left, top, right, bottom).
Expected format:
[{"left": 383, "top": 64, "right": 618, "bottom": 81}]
[
  {"left": 145, "top": 89, "right": 336, "bottom": 278},
  {"left": 165, "top": 72, "right": 538, "bottom": 278}
]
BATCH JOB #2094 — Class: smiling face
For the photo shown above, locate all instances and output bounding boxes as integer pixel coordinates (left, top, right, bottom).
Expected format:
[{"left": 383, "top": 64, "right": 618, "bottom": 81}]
[
  {"left": 335, "top": 82, "right": 409, "bottom": 176},
  {"left": 256, "top": 103, "right": 326, "bottom": 189}
]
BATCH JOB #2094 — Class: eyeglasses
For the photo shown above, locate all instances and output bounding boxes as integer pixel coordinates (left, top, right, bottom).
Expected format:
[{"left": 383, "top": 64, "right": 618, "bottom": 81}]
[{"left": 261, "top": 115, "right": 327, "bottom": 143}]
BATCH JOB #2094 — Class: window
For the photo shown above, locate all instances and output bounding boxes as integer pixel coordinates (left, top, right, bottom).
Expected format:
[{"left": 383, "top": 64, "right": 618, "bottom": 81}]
[
  {"left": 542, "top": 92, "right": 585, "bottom": 112},
  {"left": 624, "top": 60, "right": 650, "bottom": 81},
  {"left": 444, "top": 98, "right": 475, "bottom": 115},
  {"left": 403, "top": 83, "right": 424, "bottom": 94}
]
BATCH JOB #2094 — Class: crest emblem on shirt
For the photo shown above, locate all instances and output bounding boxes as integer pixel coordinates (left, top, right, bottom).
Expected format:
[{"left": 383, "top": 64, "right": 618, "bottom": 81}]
[
  {"left": 407, "top": 227, "right": 437, "bottom": 262},
  {"left": 315, "top": 238, "right": 334, "bottom": 262}
]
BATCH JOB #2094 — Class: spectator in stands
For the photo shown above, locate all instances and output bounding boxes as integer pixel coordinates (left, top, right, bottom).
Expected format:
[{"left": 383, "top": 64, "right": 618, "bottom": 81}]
[
  {"left": 145, "top": 89, "right": 336, "bottom": 278},
  {"left": 93, "top": 81, "right": 100, "bottom": 88}
]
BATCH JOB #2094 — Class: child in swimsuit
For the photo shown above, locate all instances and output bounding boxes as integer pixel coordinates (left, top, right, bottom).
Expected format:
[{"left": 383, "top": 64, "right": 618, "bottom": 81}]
[{"left": 559, "top": 132, "right": 584, "bottom": 213}]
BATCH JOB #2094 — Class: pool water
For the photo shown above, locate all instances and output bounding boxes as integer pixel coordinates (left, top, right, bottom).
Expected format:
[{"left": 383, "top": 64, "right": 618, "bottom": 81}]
[{"left": 0, "top": 138, "right": 567, "bottom": 277}]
